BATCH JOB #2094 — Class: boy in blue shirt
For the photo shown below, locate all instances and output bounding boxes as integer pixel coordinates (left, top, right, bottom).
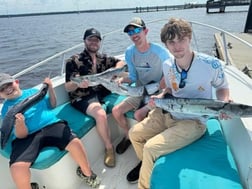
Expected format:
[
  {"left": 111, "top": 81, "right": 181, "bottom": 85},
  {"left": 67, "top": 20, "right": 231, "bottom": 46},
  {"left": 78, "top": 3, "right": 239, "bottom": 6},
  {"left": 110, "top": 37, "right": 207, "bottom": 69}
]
[{"left": 0, "top": 73, "right": 100, "bottom": 189}]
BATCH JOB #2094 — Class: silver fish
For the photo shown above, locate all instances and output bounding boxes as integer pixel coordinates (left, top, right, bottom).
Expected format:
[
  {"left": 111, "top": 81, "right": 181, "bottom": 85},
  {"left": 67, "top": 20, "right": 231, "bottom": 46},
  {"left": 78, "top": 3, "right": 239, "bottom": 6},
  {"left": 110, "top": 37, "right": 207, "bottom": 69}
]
[
  {"left": 99, "top": 77, "right": 144, "bottom": 97},
  {"left": 71, "top": 65, "right": 144, "bottom": 96},
  {"left": 145, "top": 96, "right": 252, "bottom": 118},
  {"left": 71, "top": 75, "right": 99, "bottom": 86},
  {"left": 145, "top": 82, "right": 160, "bottom": 95},
  {"left": 70, "top": 65, "right": 127, "bottom": 86},
  {"left": 0, "top": 83, "right": 49, "bottom": 149},
  {"left": 95, "top": 65, "right": 127, "bottom": 80}
]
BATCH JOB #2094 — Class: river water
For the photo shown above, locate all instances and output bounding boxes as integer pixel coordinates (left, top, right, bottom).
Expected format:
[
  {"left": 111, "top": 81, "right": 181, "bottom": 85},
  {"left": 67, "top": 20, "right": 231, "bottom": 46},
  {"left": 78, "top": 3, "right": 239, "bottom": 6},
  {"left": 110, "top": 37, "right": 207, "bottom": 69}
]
[{"left": 0, "top": 6, "right": 249, "bottom": 88}]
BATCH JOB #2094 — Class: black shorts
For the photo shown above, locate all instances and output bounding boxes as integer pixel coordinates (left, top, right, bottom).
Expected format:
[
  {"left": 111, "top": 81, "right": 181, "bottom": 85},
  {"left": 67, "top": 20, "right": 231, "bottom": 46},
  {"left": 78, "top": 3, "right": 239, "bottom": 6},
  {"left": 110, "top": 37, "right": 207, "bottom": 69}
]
[
  {"left": 71, "top": 92, "right": 109, "bottom": 113},
  {"left": 9, "top": 121, "right": 76, "bottom": 166}
]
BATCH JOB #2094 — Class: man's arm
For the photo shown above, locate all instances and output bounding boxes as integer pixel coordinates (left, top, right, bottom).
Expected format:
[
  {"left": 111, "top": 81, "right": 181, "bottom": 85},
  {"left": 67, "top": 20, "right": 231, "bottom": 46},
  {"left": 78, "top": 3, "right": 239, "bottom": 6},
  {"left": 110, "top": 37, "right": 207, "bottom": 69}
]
[
  {"left": 65, "top": 81, "right": 79, "bottom": 92},
  {"left": 115, "top": 60, "right": 125, "bottom": 68},
  {"left": 64, "top": 57, "right": 81, "bottom": 92}
]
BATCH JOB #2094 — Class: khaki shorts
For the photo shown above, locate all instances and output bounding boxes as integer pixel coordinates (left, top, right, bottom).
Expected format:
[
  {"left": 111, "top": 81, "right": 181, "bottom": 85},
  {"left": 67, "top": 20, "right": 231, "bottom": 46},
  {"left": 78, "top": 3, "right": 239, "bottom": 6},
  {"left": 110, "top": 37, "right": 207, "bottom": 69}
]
[{"left": 124, "top": 96, "right": 144, "bottom": 110}]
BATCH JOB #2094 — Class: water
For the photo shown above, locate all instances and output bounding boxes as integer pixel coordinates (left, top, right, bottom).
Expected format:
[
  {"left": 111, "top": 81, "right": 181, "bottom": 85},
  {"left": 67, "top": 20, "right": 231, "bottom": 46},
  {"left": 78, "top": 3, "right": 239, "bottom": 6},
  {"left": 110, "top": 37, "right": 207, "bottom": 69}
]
[{"left": 0, "top": 6, "right": 249, "bottom": 88}]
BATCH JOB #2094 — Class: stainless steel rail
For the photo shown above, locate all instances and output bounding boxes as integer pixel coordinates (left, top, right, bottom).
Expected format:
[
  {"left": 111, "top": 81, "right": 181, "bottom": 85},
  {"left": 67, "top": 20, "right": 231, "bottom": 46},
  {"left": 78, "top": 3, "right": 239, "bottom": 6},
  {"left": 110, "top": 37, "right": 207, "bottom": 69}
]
[{"left": 12, "top": 19, "right": 252, "bottom": 79}]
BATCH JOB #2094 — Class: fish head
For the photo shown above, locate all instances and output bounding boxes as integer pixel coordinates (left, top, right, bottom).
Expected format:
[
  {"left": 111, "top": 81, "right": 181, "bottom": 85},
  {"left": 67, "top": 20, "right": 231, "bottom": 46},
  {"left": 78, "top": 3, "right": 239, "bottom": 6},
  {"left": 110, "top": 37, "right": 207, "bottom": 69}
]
[{"left": 41, "top": 83, "right": 49, "bottom": 96}]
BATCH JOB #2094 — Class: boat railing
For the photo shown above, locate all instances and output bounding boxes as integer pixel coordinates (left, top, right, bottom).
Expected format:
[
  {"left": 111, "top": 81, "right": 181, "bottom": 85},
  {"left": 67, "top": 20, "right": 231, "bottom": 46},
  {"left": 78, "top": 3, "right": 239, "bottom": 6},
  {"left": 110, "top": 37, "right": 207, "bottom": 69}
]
[
  {"left": 12, "top": 43, "right": 82, "bottom": 79},
  {"left": 12, "top": 19, "right": 252, "bottom": 80},
  {"left": 12, "top": 29, "right": 123, "bottom": 79},
  {"left": 190, "top": 20, "right": 252, "bottom": 65}
]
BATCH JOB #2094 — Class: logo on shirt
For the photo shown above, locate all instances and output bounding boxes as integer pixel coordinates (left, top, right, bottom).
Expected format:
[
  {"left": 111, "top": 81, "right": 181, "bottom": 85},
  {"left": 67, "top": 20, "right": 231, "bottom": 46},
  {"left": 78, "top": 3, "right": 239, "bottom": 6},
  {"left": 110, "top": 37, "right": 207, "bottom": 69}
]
[
  {"left": 137, "top": 62, "right": 151, "bottom": 68},
  {"left": 198, "top": 86, "right": 205, "bottom": 91},
  {"left": 169, "top": 68, "right": 179, "bottom": 91}
]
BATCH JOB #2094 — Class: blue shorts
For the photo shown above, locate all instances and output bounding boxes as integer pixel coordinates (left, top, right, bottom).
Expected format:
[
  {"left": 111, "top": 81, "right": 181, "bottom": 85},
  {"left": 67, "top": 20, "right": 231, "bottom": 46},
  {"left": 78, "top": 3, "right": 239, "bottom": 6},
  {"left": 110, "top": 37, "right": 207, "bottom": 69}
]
[{"left": 9, "top": 120, "right": 76, "bottom": 166}]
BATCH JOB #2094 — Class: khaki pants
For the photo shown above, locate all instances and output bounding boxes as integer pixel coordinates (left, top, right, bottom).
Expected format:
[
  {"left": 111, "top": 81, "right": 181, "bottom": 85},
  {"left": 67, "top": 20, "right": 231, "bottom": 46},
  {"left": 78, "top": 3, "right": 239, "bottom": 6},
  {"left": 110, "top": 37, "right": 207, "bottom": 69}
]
[{"left": 129, "top": 108, "right": 206, "bottom": 189}]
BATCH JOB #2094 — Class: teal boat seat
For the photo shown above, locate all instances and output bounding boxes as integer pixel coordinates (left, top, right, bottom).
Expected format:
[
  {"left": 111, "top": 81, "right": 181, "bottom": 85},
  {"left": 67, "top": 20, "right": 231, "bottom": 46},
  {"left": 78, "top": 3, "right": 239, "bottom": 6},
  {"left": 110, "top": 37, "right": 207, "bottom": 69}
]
[
  {"left": 0, "top": 102, "right": 96, "bottom": 169},
  {"left": 30, "top": 102, "right": 97, "bottom": 169},
  {"left": 103, "top": 93, "right": 135, "bottom": 119},
  {"left": 0, "top": 93, "right": 135, "bottom": 169},
  {"left": 150, "top": 119, "right": 243, "bottom": 189}
]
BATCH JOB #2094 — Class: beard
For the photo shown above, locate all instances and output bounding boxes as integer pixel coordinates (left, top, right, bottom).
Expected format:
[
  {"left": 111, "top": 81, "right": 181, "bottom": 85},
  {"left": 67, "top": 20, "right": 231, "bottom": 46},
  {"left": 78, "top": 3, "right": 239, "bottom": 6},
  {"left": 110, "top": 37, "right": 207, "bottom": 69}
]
[{"left": 86, "top": 45, "right": 99, "bottom": 53}]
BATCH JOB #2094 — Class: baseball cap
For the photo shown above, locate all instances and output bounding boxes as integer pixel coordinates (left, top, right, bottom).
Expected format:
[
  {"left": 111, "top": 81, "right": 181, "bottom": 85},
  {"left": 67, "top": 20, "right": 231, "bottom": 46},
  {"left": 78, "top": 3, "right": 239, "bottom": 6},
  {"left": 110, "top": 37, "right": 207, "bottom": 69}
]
[
  {"left": 123, "top": 17, "right": 146, "bottom": 33},
  {"left": 0, "top": 73, "right": 14, "bottom": 88},
  {"left": 83, "top": 28, "right": 102, "bottom": 40}
]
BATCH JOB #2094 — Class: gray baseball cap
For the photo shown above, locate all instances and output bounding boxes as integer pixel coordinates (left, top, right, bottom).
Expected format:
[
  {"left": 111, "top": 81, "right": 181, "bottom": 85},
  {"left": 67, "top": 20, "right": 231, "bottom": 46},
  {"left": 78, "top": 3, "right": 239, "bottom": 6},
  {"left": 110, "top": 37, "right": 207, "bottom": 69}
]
[
  {"left": 123, "top": 17, "right": 146, "bottom": 32},
  {"left": 0, "top": 73, "right": 14, "bottom": 88}
]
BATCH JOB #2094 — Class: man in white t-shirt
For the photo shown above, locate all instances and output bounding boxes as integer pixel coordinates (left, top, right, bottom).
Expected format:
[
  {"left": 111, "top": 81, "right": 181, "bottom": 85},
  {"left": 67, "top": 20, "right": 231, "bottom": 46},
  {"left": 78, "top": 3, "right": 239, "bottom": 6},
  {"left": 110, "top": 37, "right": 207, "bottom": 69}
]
[{"left": 127, "top": 18, "right": 230, "bottom": 189}]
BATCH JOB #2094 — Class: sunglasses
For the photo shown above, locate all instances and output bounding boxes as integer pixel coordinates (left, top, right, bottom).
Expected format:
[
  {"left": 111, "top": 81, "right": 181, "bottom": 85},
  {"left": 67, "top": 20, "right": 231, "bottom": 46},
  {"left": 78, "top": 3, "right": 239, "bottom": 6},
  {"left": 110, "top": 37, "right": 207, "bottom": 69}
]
[
  {"left": 0, "top": 82, "right": 13, "bottom": 92},
  {"left": 127, "top": 27, "right": 143, "bottom": 36},
  {"left": 179, "top": 69, "right": 187, "bottom": 88}
]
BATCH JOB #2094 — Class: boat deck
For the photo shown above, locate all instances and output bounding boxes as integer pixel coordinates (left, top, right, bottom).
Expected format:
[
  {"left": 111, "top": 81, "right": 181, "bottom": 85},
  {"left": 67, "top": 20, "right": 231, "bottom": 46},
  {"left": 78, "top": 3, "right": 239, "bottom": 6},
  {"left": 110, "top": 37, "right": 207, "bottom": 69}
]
[
  {"left": 214, "top": 33, "right": 252, "bottom": 71},
  {"left": 75, "top": 113, "right": 140, "bottom": 189},
  {"left": 78, "top": 141, "right": 139, "bottom": 189}
]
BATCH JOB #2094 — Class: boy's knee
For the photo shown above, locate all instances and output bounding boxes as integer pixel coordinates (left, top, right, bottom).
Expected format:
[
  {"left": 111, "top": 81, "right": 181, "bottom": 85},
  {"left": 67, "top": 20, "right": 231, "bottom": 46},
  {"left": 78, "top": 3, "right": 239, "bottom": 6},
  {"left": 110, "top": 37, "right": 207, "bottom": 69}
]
[
  {"left": 112, "top": 106, "right": 117, "bottom": 114},
  {"left": 112, "top": 105, "right": 126, "bottom": 119},
  {"left": 10, "top": 162, "right": 31, "bottom": 171},
  {"left": 97, "top": 111, "right": 107, "bottom": 120}
]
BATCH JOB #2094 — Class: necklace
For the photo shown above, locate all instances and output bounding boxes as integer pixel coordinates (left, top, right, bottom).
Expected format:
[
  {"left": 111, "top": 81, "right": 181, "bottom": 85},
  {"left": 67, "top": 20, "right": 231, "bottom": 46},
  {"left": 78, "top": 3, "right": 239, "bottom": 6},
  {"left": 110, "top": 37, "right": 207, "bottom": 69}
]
[
  {"left": 174, "top": 52, "right": 194, "bottom": 89},
  {"left": 175, "top": 52, "right": 194, "bottom": 73}
]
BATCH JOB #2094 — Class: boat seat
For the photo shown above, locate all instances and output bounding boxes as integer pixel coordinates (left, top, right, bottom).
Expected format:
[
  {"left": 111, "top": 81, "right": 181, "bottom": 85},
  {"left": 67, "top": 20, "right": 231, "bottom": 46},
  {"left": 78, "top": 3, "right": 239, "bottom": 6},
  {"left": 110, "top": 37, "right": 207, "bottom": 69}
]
[
  {"left": 0, "top": 93, "right": 134, "bottom": 169},
  {"left": 150, "top": 119, "right": 243, "bottom": 189},
  {"left": 103, "top": 93, "right": 134, "bottom": 118}
]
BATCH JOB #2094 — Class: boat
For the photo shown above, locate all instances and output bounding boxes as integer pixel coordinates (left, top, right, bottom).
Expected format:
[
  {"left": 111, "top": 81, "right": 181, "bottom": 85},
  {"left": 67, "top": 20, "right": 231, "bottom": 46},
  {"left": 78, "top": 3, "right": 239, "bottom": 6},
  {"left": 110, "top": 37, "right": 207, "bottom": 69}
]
[{"left": 1, "top": 15, "right": 252, "bottom": 189}]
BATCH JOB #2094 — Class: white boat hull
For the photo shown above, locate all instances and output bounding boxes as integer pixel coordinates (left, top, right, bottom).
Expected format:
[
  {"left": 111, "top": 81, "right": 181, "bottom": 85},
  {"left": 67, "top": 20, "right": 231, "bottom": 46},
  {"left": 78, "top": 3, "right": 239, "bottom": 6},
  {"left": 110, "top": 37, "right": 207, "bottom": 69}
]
[{"left": 1, "top": 19, "right": 252, "bottom": 189}]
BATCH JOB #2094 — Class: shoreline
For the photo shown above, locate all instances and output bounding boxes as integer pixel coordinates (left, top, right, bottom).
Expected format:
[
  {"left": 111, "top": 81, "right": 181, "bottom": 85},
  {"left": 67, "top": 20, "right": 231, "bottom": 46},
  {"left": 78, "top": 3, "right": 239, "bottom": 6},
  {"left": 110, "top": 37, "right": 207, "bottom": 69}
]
[{"left": 0, "top": 4, "right": 205, "bottom": 18}]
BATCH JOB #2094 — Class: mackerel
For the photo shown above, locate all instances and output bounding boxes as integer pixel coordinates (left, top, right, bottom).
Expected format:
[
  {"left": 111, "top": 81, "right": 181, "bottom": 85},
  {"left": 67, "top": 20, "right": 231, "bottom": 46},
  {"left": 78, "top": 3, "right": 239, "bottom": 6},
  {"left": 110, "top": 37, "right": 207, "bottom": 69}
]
[
  {"left": 144, "top": 82, "right": 160, "bottom": 95},
  {"left": 71, "top": 65, "right": 144, "bottom": 96},
  {"left": 70, "top": 65, "right": 127, "bottom": 86},
  {"left": 145, "top": 96, "right": 252, "bottom": 118},
  {"left": 98, "top": 77, "right": 144, "bottom": 97}
]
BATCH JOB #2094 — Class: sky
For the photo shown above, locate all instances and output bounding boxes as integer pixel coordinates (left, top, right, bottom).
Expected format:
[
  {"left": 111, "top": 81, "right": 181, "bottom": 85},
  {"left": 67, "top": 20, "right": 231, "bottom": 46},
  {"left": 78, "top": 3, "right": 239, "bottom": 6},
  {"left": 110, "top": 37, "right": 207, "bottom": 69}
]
[{"left": 0, "top": 0, "right": 206, "bottom": 15}]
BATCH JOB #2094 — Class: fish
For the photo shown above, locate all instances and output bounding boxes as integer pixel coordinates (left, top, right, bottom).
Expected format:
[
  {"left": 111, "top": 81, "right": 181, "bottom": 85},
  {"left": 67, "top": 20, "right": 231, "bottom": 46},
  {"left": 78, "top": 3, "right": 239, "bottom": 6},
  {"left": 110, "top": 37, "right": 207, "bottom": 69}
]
[
  {"left": 145, "top": 95, "right": 252, "bottom": 118},
  {"left": 70, "top": 65, "right": 127, "bottom": 87},
  {"left": 71, "top": 65, "right": 144, "bottom": 96},
  {"left": 94, "top": 65, "right": 128, "bottom": 80},
  {"left": 0, "top": 83, "right": 49, "bottom": 149},
  {"left": 144, "top": 82, "right": 160, "bottom": 95},
  {"left": 98, "top": 77, "right": 144, "bottom": 97},
  {"left": 71, "top": 74, "right": 99, "bottom": 87}
]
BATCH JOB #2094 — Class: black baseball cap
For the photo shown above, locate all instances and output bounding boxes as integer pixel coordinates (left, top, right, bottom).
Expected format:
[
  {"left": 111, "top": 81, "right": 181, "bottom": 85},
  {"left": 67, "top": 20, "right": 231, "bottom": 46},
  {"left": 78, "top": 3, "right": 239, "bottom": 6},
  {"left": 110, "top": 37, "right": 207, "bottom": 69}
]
[{"left": 83, "top": 28, "right": 102, "bottom": 40}]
